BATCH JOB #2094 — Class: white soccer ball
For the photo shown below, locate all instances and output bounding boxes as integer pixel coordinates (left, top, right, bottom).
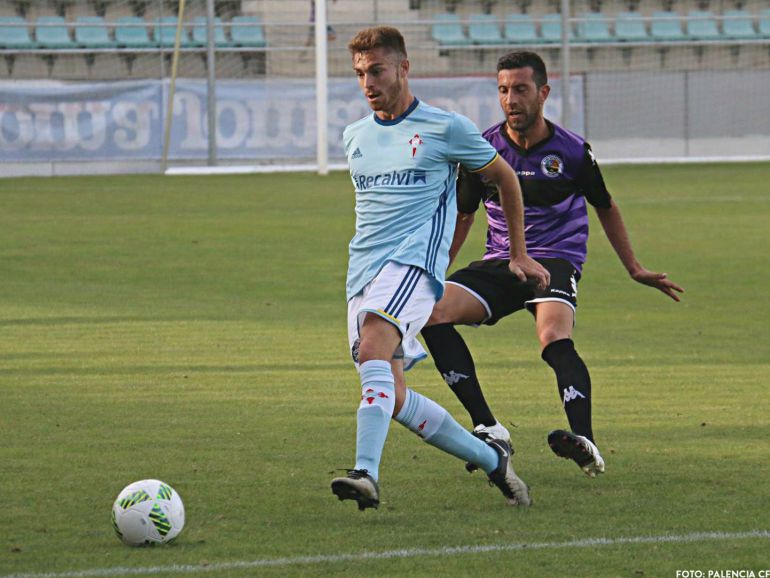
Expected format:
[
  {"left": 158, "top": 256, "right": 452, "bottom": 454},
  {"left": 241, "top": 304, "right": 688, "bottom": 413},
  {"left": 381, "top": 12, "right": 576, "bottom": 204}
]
[{"left": 111, "top": 479, "right": 185, "bottom": 546}]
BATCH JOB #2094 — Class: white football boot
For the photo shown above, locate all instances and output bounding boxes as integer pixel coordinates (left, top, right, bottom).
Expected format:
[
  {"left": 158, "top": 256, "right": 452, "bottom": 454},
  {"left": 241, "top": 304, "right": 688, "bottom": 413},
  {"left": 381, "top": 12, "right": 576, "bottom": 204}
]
[
  {"left": 484, "top": 438, "right": 532, "bottom": 507},
  {"left": 465, "top": 421, "right": 512, "bottom": 473},
  {"left": 547, "top": 429, "right": 606, "bottom": 477},
  {"left": 331, "top": 469, "right": 380, "bottom": 510}
]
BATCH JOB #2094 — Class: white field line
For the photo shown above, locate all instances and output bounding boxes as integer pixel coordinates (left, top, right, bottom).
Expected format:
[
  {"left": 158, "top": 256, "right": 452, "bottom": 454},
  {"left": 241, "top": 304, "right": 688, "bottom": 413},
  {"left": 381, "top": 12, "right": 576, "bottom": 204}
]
[{"left": 5, "top": 530, "right": 769, "bottom": 578}]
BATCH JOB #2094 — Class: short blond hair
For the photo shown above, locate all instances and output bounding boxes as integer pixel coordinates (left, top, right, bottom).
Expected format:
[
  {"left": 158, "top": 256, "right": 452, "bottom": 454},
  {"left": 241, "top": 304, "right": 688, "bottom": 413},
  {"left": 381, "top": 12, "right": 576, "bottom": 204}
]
[{"left": 348, "top": 26, "right": 407, "bottom": 60}]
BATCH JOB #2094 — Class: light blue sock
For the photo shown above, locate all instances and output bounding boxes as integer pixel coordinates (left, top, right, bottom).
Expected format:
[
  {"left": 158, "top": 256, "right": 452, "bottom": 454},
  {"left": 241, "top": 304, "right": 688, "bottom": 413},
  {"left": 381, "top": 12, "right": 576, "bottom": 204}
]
[
  {"left": 354, "top": 360, "right": 395, "bottom": 482},
  {"left": 395, "top": 389, "right": 499, "bottom": 474}
]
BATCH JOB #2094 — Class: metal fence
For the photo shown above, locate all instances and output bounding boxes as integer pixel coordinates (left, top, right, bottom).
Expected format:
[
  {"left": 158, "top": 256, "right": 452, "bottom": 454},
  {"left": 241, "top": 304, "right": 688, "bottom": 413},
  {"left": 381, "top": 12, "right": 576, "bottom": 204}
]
[{"left": 1, "top": 0, "right": 769, "bottom": 176}]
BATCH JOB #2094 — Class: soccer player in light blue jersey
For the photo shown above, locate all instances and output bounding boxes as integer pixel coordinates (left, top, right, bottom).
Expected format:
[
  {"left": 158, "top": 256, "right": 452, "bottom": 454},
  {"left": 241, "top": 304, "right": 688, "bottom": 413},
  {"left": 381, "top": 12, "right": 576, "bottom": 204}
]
[{"left": 330, "top": 26, "right": 550, "bottom": 511}]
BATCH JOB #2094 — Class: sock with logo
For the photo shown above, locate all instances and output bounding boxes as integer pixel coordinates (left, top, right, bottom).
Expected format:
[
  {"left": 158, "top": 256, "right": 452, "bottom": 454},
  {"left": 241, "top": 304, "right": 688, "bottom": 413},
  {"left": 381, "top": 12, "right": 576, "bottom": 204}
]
[
  {"left": 421, "top": 323, "right": 497, "bottom": 428},
  {"left": 542, "top": 338, "right": 594, "bottom": 443},
  {"left": 354, "top": 360, "right": 396, "bottom": 481},
  {"left": 394, "top": 388, "right": 499, "bottom": 475}
]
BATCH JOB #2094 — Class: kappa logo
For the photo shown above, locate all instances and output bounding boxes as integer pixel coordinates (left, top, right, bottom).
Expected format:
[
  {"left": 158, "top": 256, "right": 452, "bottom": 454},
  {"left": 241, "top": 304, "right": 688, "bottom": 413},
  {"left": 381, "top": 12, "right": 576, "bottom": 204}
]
[
  {"left": 408, "top": 133, "right": 423, "bottom": 158},
  {"left": 563, "top": 386, "right": 586, "bottom": 404},
  {"left": 351, "top": 147, "right": 363, "bottom": 160},
  {"left": 442, "top": 370, "right": 469, "bottom": 386}
]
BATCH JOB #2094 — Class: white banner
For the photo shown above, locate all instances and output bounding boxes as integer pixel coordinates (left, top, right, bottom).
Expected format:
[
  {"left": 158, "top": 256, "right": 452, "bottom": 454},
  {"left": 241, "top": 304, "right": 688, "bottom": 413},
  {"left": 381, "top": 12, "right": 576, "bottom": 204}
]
[{"left": 0, "top": 77, "right": 583, "bottom": 162}]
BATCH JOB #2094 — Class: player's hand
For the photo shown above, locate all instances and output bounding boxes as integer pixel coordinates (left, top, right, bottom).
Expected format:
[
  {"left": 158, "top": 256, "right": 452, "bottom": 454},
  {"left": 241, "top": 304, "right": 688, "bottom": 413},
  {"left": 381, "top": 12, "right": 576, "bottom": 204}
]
[
  {"left": 631, "top": 268, "right": 684, "bottom": 302},
  {"left": 509, "top": 256, "right": 550, "bottom": 292}
]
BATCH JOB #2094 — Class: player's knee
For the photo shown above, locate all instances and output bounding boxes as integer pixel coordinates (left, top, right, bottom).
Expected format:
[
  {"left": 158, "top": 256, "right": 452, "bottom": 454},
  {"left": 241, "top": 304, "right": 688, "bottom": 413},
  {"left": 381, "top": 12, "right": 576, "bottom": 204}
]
[
  {"left": 356, "top": 339, "right": 381, "bottom": 364},
  {"left": 357, "top": 335, "right": 396, "bottom": 364},
  {"left": 425, "top": 301, "right": 453, "bottom": 326},
  {"left": 538, "top": 327, "right": 570, "bottom": 349}
]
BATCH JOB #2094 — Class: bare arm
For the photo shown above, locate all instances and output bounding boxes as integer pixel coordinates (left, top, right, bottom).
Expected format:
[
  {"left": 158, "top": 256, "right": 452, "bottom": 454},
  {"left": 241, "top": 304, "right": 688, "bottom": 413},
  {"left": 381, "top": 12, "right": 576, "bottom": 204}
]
[
  {"left": 594, "top": 199, "right": 684, "bottom": 302},
  {"left": 477, "top": 157, "right": 550, "bottom": 290},
  {"left": 448, "top": 212, "right": 474, "bottom": 267}
]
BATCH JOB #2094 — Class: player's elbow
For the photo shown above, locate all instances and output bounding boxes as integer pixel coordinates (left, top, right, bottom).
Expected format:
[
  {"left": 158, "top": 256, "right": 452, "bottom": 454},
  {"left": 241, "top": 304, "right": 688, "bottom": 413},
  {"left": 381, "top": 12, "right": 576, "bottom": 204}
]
[{"left": 457, "top": 212, "right": 475, "bottom": 228}]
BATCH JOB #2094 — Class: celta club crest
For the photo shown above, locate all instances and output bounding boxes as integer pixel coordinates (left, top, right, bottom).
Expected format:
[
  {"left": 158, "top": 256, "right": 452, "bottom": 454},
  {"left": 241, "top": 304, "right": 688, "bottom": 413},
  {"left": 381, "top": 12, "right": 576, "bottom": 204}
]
[
  {"left": 362, "top": 388, "right": 390, "bottom": 405},
  {"left": 408, "top": 133, "right": 423, "bottom": 158}
]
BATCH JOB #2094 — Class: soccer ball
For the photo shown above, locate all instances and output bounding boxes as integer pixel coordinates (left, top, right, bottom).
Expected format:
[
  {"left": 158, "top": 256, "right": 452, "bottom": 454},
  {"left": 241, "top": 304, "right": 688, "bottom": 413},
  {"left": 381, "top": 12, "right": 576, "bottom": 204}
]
[{"left": 111, "top": 479, "right": 185, "bottom": 546}]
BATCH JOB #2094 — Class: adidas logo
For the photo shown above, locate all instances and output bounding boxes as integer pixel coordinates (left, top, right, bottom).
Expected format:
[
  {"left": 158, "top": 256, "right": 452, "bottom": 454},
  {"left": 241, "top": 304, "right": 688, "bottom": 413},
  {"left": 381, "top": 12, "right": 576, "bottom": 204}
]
[
  {"left": 351, "top": 147, "right": 363, "bottom": 159},
  {"left": 442, "top": 370, "right": 469, "bottom": 386},
  {"left": 562, "top": 385, "right": 586, "bottom": 404}
]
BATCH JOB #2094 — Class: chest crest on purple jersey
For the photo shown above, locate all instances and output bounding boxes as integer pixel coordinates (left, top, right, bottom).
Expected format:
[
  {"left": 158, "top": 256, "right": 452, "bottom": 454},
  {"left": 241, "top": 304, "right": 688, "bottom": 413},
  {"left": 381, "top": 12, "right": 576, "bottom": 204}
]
[{"left": 541, "top": 154, "right": 564, "bottom": 178}]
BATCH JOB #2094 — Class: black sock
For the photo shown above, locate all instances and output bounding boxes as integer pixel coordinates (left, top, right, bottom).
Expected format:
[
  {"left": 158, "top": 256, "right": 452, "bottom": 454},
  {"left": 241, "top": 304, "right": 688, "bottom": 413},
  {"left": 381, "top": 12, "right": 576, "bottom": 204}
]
[
  {"left": 541, "top": 338, "right": 595, "bottom": 443},
  {"left": 421, "top": 323, "right": 496, "bottom": 427}
]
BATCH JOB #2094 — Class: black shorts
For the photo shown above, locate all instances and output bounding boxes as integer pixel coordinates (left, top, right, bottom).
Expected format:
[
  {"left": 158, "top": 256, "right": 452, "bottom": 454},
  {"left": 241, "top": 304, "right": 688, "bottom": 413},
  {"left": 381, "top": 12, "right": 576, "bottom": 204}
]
[{"left": 446, "top": 258, "right": 580, "bottom": 325}]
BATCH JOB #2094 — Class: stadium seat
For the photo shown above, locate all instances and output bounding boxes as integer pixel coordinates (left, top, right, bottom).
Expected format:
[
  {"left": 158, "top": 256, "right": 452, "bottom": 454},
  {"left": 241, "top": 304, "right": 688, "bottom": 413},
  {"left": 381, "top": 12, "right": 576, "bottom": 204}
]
[
  {"left": 759, "top": 9, "right": 770, "bottom": 38},
  {"left": 576, "top": 12, "right": 613, "bottom": 42},
  {"left": 504, "top": 13, "right": 538, "bottom": 44},
  {"left": 685, "top": 10, "right": 720, "bottom": 41},
  {"left": 614, "top": 11, "right": 649, "bottom": 42},
  {"left": 230, "top": 16, "right": 267, "bottom": 48},
  {"left": 154, "top": 16, "right": 192, "bottom": 48},
  {"left": 191, "top": 16, "right": 230, "bottom": 47},
  {"left": 431, "top": 13, "right": 471, "bottom": 46},
  {"left": 468, "top": 13, "right": 502, "bottom": 45},
  {"left": 721, "top": 10, "right": 757, "bottom": 40},
  {"left": 650, "top": 11, "right": 687, "bottom": 41},
  {"left": 75, "top": 16, "right": 116, "bottom": 49},
  {"left": 540, "top": 13, "right": 573, "bottom": 43},
  {"left": 35, "top": 16, "right": 75, "bottom": 49},
  {"left": 0, "top": 16, "right": 37, "bottom": 49},
  {"left": 115, "top": 16, "right": 155, "bottom": 48}
]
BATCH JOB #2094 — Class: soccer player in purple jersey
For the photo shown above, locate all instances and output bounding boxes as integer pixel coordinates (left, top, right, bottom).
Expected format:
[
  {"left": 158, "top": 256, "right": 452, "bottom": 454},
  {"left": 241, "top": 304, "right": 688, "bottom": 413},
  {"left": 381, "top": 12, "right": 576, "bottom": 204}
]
[{"left": 421, "top": 51, "right": 684, "bottom": 478}]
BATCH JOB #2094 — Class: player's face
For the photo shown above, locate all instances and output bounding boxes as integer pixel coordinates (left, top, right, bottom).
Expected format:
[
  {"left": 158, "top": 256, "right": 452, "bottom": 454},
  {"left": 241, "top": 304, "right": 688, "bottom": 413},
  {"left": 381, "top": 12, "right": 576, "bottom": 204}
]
[
  {"left": 497, "top": 67, "right": 549, "bottom": 134},
  {"left": 353, "top": 48, "right": 409, "bottom": 119}
]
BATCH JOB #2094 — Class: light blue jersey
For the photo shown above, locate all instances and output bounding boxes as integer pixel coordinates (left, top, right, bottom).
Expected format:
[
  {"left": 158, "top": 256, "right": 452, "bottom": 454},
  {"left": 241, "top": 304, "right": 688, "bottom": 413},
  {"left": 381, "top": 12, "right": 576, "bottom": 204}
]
[{"left": 344, "top": 98, "right": 498, "bottom": 301}]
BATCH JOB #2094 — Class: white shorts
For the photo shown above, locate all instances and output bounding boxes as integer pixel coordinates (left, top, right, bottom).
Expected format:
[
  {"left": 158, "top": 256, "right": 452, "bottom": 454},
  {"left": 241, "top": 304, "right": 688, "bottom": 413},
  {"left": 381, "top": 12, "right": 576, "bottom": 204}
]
[{"left": 347, "top": 262, "right": 436, "bottom": 371}]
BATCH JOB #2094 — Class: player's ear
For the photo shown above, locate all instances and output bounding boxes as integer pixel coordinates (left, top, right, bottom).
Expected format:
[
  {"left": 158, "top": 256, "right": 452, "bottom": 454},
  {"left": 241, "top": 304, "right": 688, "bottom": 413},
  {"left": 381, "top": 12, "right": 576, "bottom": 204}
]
[
  {"left": 540, "top": 83, "right": 550, "bottom": 103},
  {"left": 400, "top": 57, "right": 410, "bottom": 76}
]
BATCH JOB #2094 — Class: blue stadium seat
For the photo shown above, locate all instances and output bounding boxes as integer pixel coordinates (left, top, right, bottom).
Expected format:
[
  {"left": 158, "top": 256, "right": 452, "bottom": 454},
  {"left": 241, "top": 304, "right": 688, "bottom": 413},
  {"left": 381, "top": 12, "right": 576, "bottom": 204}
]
[
  {"left": 431, "top": 13, "right": 471, "bottom": 46},
  {"left": 468, "top": 13, "right": 502, "bottom": 45},
  {"left": 154, "top": 16, "right": 192, "bottom": 48},
  {"left": 35, "top": 16, "right": 75, "bottom": 49},
  {"left": 685, "top": 10, "right": 720, "bottom": 41},
  {"left": 576, "top": 12, "right": 613, "bottom": 42},
  {"left": 230, "top": 16, "right": 266, "bottom": 48},
  {"left": 75, "top": 16, "right": 116, "bottom": 48},
  {"left": 115, "top": 16, "right": 155, "bottom": 48},
  {"left": 504, "top": 13, "right": 538, "bottom": 44},
  {"left": 615, "top": 11, "right": 649, "bottom": 42},
  {"left": 721, "top": 10, "right": 757, "bottom": 40},
  {"left": 0, "top": 16, "right": 37, "bottom": 49},
  {"left": 759, "top": 9, "right": 770, "bottom": 38},
  {"left": 540, "top": 13, "right": 573, "bottom": 43},
  {"left": 191, "top": 16, "right": 230, "bottom": 47},
  {"left": 650, "top": 11, "right": 687, "bottom": 41}
]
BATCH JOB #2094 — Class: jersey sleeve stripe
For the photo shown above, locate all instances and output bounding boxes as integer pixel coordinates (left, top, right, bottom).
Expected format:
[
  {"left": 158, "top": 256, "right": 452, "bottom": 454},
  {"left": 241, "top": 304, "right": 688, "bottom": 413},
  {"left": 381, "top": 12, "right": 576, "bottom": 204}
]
[{"left": 467, "top": 152, "right": 499, "bottom": 173}]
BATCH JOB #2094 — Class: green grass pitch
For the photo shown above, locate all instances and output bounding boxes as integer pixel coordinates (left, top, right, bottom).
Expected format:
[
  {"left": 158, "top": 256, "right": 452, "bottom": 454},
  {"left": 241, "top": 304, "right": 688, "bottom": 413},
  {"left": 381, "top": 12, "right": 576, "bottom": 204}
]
[{"left": 1, "top": 163, "right": 768, "bottom": 577}]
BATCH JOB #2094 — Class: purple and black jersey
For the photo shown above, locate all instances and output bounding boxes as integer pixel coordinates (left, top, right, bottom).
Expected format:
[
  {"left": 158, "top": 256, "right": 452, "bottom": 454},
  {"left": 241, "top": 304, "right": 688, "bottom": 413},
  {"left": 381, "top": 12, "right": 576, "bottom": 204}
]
[{"left": 458, "top": 120, "right": 611, "bottom": 274}]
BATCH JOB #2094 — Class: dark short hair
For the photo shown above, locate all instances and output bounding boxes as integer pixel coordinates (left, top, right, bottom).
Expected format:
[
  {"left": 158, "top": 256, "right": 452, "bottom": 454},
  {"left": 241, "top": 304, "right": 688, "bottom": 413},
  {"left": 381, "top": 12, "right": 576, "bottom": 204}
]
[
  {"left": 497, "top": 51, "right": 548, "bottom": 87},
  {"left": 348, "top": 26, "right": 408, "bottom": 60}
]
